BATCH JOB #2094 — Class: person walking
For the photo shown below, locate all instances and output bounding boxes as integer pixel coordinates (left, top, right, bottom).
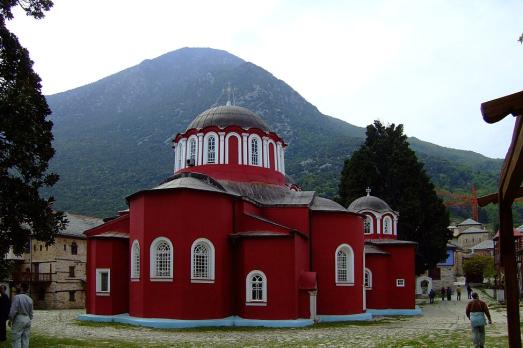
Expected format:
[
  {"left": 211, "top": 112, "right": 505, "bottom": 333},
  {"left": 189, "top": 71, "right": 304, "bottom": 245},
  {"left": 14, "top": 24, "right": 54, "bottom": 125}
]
[
  {"left": 0, "top": 285, "right": 10, "bottom": 343},
  {"left": 467, "top": 284, "right": 473, "bottom": 299},
  {"left": 440, "top": 286, "right": 446, "bottom": 301},
  {"left": 446, "top": 286, "right": 452, "bottom": 301},
  {"left": 8, "top": 283, "right": 33, "bottom": 348},
  {"left": 428, "top": 288, "right": 435, "bottom": 304},
  {"left": 466, "top": 292, "right": 492, "bottom": 348},
  {"left": 456, "top": 285, "right": 462, "bottom": 301}
]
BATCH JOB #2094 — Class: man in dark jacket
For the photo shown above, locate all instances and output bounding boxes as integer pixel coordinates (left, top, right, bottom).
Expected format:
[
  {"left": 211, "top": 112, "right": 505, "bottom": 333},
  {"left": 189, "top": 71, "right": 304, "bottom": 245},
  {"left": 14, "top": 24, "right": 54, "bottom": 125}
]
[{"left": 0, "top": 285, "right": 11, "bottom": 342}]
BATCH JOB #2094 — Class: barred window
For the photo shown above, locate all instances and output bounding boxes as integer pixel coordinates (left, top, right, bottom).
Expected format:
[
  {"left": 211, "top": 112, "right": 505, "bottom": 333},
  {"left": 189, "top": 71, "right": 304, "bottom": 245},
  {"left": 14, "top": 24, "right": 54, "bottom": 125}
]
[
  {"left": 335, "top": 244, "right": 354, "bottom": 284},
  {"left": 207, "top": 136, "right": 216, "bottom": 164},
  {"left": 189, "top": 138, "right": 197, "bottom": 161},
  {"left": 383, "top": 216, "right": 392, "bottom": 234},
  {"left": 364, "top": 268, "right": 372, "bottom": 289},
  {"left": 131, "top": 240, "right": 140, "bottom": 279},
  {"left": 191, "top": 238, "right": 215, "bottom": 281},
  {"left": 364, "top": 216, "right": 373, "bottom": 234},
  {"left": 150, "top": 237, "right": 173, "bottom": 280},
  {"left": 96, "top": 268, "right": 110, "bottom": 293},
  {"left": 246, "top": 270, "right": 267, "bottom": 303},
  {"left": 250, "top": 138, "right": 259, "bottom": 165}
]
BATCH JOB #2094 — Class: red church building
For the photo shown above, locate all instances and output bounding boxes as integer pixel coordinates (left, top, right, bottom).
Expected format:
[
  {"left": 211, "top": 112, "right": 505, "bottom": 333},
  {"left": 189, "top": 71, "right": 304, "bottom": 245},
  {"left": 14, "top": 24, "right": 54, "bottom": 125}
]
[{"left": 80, "top": 105, "right": 420, "bottom": 328}]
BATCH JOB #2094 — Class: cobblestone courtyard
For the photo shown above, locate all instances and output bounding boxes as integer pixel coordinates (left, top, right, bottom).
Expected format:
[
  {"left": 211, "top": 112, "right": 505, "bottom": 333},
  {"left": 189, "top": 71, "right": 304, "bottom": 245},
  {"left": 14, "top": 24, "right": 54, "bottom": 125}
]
[{"left": 12, "top": 292, "right": 517, "bottom": 347}]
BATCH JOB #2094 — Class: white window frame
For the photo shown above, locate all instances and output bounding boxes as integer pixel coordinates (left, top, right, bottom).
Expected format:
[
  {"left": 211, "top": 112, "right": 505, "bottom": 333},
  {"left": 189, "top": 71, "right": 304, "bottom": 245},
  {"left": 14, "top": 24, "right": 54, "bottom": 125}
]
[
  {"left": 190, "top": 238, "right": 215, "bottom": 283},
  {"left": 246, "top": 270, "right": 267, "bottom": 305},
  {"left": 396, "top": 278, "right": 405, "bottom": 287},
  {"left": 364, "top": 215, "right": 373, "bottom": 235},
  {"left": 96, "top": 268, "right": 110, "bottom": 295},
  {"left": 187, "top": 136, "right": 198, "bottom": 163},
  {"left": 131, "top": 240, "right": 140, "bottom": 281},
  {"left": 335, "top": 244, "right": 355, "bottom": 285},
  {"left": 248, "top": 134, "right": 263, "bottom": 167},
  {"left": 383, "top": 216, "right": 393, "bottom": 235},
  {"left": 149, "top": 237, "right": 174, "bottom": 281},
  {"left": 364, "top": 268, "right": 372, "bottom": 289},
  {"left": 203, "top": 132, "right": 218, "bottom": 164}
]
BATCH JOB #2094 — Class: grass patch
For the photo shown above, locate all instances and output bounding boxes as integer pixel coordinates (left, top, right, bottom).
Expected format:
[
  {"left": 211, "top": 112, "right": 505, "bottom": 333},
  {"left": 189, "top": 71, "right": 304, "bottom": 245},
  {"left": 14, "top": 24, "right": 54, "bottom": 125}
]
[
  {"left": 4, "top": 332, "right": 153, "bottom": 348},
  {"left": 376, "top": 329, "right": 509, "bottom": 348}
]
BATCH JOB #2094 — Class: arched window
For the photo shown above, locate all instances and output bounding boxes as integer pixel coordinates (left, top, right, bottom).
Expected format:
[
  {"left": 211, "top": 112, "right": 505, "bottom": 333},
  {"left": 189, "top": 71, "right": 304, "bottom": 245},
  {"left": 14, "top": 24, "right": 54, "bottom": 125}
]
[
  {"left": 71, "top": 242, "right": 78, "bottom": 255},
  {"left": 207, "top": 136, "right": 216, "bottom": 163},
  {"left": 335, "top": 244, "right": 354, "bottom": 284},
  {"left": 364, "top": 215, "right": 373, "bottom": 235},
  {"left": 189, "top": 138, "right": 197, "bottom": 162},
  {"left": 364, "top": 268, "right": 372, "bottom": 289},
  {"left": 131, "top": 240, "right": 140, "bottom": 280},
  {"left": 191, "top": 238, "right": 215, "bottom": 282},
  {"left": 150, "top": 237, "right": 173, "bottom": 280},
  {"left": 246, "top": 270, "right": 267, "bottom": 303},
  {"left": 383, "top": 216, "right": 392, "bottom": 234},
  {"left": 250, "top": 138, "right": 259, "bottom": 166}
]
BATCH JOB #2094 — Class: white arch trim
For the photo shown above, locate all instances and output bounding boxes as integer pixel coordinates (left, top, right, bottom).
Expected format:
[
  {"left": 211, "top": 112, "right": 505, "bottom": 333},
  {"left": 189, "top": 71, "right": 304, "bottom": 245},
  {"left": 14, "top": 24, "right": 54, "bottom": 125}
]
[
  {"left": 203, "top": 132, "right": 219, "bottom": 164},
  {"left": 248, "top": 133, "right": 263, "bottom": 167},
  {"left": 383, "top": 216, "right": 393, "bottom": 235},
  {"left": 131, "top": 240, "right": 140, "bottom": 280},
  {"left": 335, "top": 243, "right": 355, "bottom": 285},
  {"left": 225, "top": 132, "right": 242, "bottom": 165},
  {"left": 149, "top": 236, "right": 174, "bottom": 281},
  {"left": 190, "top": 238, "right": 215, "bottom": 283},
  {"left": 246, "top": 269, "right": 267, "bottom": 305},
  {"left": 364, "top": 267, "right": 372, "bottom": 289}
]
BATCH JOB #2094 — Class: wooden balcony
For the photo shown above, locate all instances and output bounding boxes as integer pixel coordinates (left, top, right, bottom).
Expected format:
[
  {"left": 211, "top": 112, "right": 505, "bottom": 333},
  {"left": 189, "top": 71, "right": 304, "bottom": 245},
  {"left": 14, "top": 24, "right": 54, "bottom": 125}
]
[{"left": 12, "top": 272, "right": 52, "bottom": 283}]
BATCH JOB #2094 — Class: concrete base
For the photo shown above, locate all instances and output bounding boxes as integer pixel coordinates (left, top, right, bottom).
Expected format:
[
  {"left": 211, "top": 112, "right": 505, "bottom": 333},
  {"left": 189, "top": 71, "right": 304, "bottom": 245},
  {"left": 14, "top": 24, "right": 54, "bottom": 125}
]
[
  {"left": 366, "top": 306, "right": 422, "bottom": 316},
  {"left": 317, "top": 312, "right": 373, "bottom": 322},
  {"left": 78, "top": 313, "right": 314, "bottom": 329}
]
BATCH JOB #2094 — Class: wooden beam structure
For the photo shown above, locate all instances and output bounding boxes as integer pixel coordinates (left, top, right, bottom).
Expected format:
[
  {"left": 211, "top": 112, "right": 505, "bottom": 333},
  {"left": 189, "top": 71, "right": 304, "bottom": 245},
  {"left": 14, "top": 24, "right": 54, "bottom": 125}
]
[{"left": 480, "top": 90, "right": 523, "bottom": 348}]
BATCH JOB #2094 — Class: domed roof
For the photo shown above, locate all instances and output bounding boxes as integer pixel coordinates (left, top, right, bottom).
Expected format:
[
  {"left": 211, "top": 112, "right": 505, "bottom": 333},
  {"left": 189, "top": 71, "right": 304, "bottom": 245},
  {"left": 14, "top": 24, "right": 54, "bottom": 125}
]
[
  {"left": 348, "top": 194, "right": 393, "bottom": 213},
  {"left": 186, "top": 105, "right": 270, "bottom": 131}
]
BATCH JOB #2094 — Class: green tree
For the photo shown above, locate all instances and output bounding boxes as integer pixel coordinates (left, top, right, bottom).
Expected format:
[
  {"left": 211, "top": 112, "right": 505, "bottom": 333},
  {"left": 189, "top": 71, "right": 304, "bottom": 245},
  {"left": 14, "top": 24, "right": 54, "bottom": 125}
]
[
  {"left": 463, "top": 255, "right": 495, "bottom": 283},
  {"left": 338, "top": 121, "right": 451, "bottom": 274},
  {"left": 0, "top": 0, "right": 66, "bottom": 260}
]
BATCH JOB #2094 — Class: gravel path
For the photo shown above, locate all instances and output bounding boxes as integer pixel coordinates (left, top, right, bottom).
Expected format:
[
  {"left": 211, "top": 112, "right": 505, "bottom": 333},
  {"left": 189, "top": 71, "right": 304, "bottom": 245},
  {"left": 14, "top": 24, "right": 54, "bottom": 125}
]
[{"left": 30, "top": 294, "right": 511, "bottom": 346}]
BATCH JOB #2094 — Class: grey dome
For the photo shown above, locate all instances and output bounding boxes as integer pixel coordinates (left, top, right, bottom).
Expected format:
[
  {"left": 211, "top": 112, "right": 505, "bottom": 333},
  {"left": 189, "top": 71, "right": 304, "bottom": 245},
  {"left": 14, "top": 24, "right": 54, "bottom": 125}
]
[
  {"left": 187, "top": 105, "right": 270, "bottom": 131},
  {"left": 348, "top": 195, "right": 392, "bottom": 213}
]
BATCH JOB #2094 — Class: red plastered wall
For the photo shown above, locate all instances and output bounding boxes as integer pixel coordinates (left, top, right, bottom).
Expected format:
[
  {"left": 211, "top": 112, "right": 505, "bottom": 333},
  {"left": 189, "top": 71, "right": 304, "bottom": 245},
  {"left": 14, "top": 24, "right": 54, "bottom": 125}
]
[
  {"left": 365, "top": 254, "right": 390, "bottom": 309},
  {"left": 311, "top": 212, "right": 365, "bottom": 315}
]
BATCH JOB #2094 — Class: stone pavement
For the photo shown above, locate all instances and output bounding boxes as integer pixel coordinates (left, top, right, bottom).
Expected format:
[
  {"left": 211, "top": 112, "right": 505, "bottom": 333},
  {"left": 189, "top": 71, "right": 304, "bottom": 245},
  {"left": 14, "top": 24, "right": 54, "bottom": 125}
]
[{"left": 28, "top": 293, "right": 511, "bottom": 347}]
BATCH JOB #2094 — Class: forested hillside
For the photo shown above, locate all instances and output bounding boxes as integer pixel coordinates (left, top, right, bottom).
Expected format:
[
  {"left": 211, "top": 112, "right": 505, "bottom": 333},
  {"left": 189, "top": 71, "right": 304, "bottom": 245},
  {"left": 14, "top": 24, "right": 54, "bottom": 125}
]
[{"left": 45, "top": 47, "right": 520, "bottom": 225}]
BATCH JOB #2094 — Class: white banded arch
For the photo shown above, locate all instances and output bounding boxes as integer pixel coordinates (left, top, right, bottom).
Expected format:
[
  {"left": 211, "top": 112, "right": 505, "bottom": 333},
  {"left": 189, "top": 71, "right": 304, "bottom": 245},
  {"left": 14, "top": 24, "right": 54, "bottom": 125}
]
[
  {"left": 203, "top": 132, "right": 219, "bottom": 164},
  {"left": 248, "top": 134, "right": 263, "bottom": 167},
  {"left": 225, "top": 132, "right": 242, "bottom": 165}
]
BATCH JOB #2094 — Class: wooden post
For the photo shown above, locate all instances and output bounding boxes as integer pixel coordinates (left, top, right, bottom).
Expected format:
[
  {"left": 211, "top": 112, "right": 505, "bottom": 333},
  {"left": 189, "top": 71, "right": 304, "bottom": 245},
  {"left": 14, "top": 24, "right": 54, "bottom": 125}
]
[{"left": 499, "top": 199, "right": 521, "bottom": 348}]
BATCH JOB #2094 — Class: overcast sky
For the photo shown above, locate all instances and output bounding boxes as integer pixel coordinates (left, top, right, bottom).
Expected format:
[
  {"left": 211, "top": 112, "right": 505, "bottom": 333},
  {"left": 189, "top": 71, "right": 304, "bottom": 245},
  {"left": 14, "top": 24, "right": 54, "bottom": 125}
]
[{"left": 6, "top": 0, "right": 523, "bottom": 159}]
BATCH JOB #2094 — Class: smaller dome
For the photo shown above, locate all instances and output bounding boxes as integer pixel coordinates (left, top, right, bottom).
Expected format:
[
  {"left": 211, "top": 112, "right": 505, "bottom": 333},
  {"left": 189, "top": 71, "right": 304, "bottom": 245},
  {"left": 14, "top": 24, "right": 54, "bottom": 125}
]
[
  {"left": 187, "top": 105, "right": 270, "bottom": 131},
  {"left": 348, "top": 195, "right": 392, "bottom": 213}
]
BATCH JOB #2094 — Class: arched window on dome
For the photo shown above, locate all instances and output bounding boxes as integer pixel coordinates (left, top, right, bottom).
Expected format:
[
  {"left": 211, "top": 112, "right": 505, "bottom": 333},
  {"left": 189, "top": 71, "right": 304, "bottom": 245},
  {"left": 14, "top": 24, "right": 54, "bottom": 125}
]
[
  {"left": 150, "top": 237, "right": 173, "bottom": 280},
  {"left": 191, "top": 238, "right": 215, "bottom": 282},
  {"left": 187, "top": 138, "right": 196, "bottom": 164},
  {"left": 248, "top": 134, "right": 262, "bottom": 167},
  {"left": 204, "top": 134, "right": 217, "bottom": 164},
  {"left": 383, "top": 216, "right": 393, "bottom": 235},
  {"left": 131, "top": 240, "right": 140, "bottom": 280},
  {"left": 246, "top": 270, "right": 267, "bottom": 304},
  {"left": 364, "top": 268, "right": 372, "bottom": 289},
  {"left": 335, "top": 244, "right": 354, "bottom": 285},
  {"left": 364, "top": 215, "right": 373, "bottom": 235}
]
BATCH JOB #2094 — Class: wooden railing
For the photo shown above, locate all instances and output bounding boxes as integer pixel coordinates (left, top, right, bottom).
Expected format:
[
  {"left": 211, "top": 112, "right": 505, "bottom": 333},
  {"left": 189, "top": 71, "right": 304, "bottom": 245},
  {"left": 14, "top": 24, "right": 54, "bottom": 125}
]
[{"left": 12, "top": 272, "right": 51, "bottom": 283}]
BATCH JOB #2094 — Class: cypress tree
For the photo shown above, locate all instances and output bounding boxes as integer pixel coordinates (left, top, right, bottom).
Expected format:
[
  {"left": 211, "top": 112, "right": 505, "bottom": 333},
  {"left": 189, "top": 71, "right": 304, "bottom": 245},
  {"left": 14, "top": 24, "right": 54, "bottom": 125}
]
[{"left": 338, "top": 121, "right": 451, "bottom": 273}]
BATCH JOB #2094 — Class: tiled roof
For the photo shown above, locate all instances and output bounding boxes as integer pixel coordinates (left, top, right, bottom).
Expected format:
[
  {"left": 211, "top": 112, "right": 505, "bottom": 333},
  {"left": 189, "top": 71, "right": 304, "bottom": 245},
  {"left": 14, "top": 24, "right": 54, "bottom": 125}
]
[
  {"left": 461, "top": 227, "right": 487, "bottom": 234},
  {"left": 59, "top": 213, "right": 104, "bottom": 239},
  {"left": 471, "top": 239, "right": 494, "bottom": 250},
  {"left": 458, "top": 218, "right": 481, "bottom": 226}
]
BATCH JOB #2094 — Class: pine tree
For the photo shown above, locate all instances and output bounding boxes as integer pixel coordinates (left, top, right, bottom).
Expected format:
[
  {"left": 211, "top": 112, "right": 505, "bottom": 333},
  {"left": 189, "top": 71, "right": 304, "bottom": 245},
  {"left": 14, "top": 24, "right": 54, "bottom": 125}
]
[
  {"left": 338, "top": 120, "right": 451, "bottom": 273},
  {"left": 0, "top": 1, "right": 66, "bottom": 260}
]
